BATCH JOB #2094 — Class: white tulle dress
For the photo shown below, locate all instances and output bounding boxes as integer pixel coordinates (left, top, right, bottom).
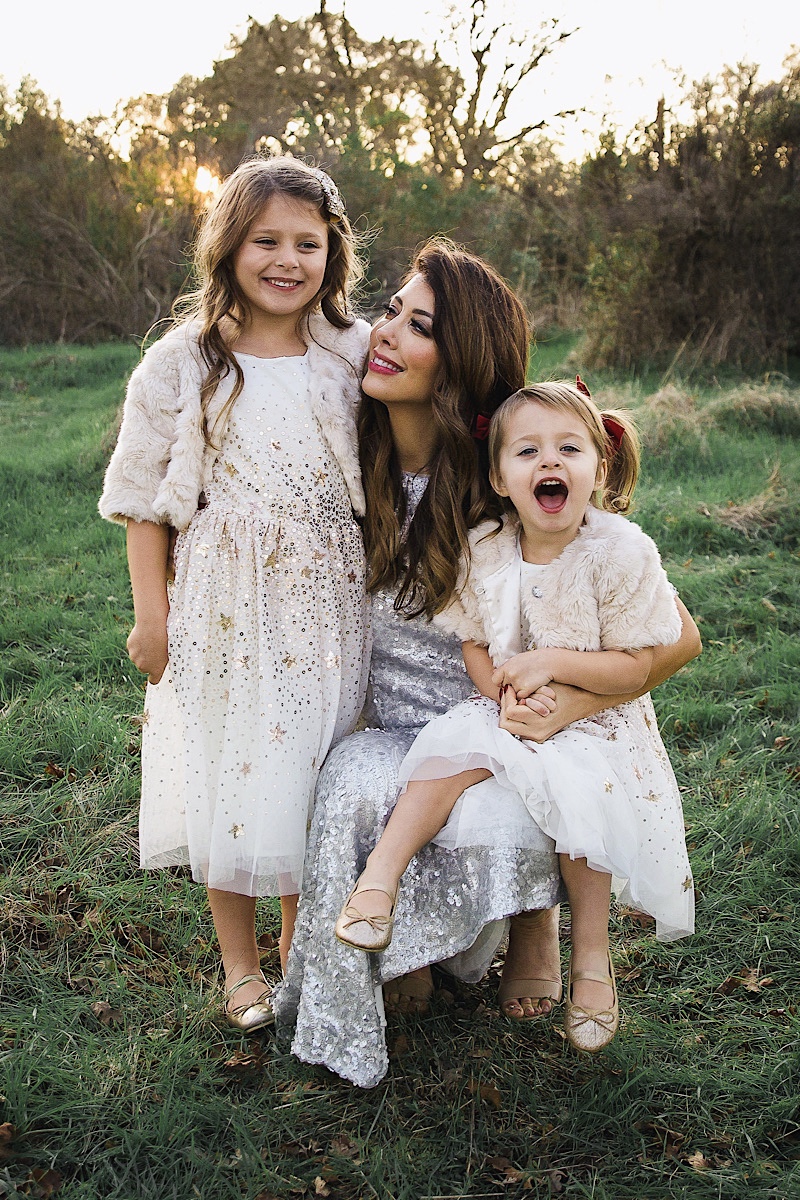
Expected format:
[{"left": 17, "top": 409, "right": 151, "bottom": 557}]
[
  {"left": 397, "top": 509, "right": 695, "bottom": 941},
  {"left": 138, "top": 354, "right": 369, "bottom": 896}
]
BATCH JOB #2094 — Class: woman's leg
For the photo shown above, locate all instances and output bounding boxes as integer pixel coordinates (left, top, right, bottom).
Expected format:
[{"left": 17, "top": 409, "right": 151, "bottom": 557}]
[
  {"left": 344, "top": 770, "right": 491, "bottom": 924},
  {"left": 500, "top": 905, "right": 562, "bottom": 1019},
  {"left": 559, "top": 855, "right": 614, "bottom": 1011}
]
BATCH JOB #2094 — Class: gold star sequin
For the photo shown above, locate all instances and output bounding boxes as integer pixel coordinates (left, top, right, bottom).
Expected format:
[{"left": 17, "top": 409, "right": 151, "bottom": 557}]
[
  {"left": 300, "top": 566, "right": 312, "bottom": 578},
  {"left": 240, "top": 762, "right": 252, "bottom": 776},
  {"left": 235, "top": 655, "right": 250, "bottom": 668},
  {"left": 324, "top": 652, "right": 341, "bottom": 669},
  {"left": 314, "top": 469, "right": 328, "bottom": 485},
  {"left": 196, "top": 543, "right": 210, "bottom": 558},
  {"left": 229, "top": 823, "right": 244, "bottom": 838},
  {"left": 644, "top": 712, "right": 652, "bottom": 729},
  {"left": 311, "top": 548, "right": 326, "bottom": 563},
  {"left": 604, "top": 779, "right": 613, "bottom": 793},
  {"left": 347, "top": 570, "right": 357, "bottom": 584},
  {"left": 633, "top": 766, "right": 643, "bottom": 780},
  {"left": 282, "top": 654, "right": 297, "bottom": 668},
  {"left": 264, "top": 549, "right": 278, "bottom": 568},
  {"left": 140, "top": 709, "right": 150, "bottom": 725},
  {"left": 219, "top": 613, "right": 233, "bottom": 631},
  {"left": 270, "top": 440, "right": 281, "bottom": 451},
  {"left": 269, "top": 724, "right": 286, "bottom": 743},
  {"left": 645, "top": 790, "right": 660, "bottom": 803},
  {"left": 682, "top": 875, "right": 693, "bottom": 892},
  {"left": 224, "top": 461, "right": 239, "bottom": 477}
]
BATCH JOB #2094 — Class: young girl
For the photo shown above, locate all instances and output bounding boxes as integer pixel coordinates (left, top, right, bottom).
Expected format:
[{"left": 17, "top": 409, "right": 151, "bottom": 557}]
[
  {"left": 100, "top": 156, "right": 370, "bottom": 1031},
  {"left": 335, "top": 380, "right": 694, "bottom": 1052}
]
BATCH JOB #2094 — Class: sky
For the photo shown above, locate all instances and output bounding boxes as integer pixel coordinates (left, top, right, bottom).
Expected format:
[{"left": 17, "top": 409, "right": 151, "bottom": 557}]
[{"left": 3, "top": 0, "right": 798, "bottom": 160}]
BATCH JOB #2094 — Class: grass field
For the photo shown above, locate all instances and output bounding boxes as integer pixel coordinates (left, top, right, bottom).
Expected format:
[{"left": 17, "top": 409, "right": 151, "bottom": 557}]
[{"left": 1, "top": 342, "right": 799, "bottom": 1200}]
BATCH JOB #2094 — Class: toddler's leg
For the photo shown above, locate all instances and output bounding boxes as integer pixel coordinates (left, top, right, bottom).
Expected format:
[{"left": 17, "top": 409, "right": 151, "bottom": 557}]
[
  {"left": 335, "top": 770, "right": 490, "bottom": 949},
  {"left": 279, "top": 893, "right": 299, "bottom": 974},
  {"left": 559, "top": 856, "right": 618, "bottom": 1050}
]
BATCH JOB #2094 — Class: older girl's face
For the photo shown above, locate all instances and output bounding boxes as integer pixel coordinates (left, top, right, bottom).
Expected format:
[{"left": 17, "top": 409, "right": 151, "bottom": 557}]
[{"left": 363, "top": 274, "right": 442, "bottom": 407}]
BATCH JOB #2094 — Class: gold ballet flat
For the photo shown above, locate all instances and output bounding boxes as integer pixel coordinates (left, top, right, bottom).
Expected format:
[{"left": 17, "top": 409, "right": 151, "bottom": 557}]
[
  {"left": 564, "top": 953, "right": 619, "bottom": 1053},
  {"left": 224, "top": 972, "right": 275, "bottom": 1032},
  {"left": 334, "top": 882, "right": 398, "bottom": 952}
]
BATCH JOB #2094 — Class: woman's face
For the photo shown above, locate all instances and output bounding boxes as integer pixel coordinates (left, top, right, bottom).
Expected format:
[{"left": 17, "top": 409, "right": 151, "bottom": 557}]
[{"left": 362, "top": 274, "right": 442, "bottom": 407}]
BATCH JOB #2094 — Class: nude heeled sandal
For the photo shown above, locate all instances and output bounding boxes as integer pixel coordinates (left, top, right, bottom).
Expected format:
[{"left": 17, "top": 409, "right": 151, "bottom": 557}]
[{"left": 498, "top": 910, "right": 562, "bottom": 1021}]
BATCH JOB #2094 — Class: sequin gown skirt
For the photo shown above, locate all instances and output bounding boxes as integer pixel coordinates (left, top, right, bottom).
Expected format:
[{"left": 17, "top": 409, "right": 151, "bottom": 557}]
[
  {"left": 398, "top": 692, "right": 694, "bottom": 942},
  {"left": 139, "top": 355, "right": 369, "bottom": 897},
  {"left": 273, "top": 478, "right": 563, "bottom": 1088}
]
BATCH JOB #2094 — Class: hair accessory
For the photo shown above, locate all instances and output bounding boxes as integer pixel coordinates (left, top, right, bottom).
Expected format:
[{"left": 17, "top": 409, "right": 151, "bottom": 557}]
[
  {"left": 472, "top": 413, "right": 491, "bottom": 441},
  {"left": 602, "top": 415, "right": 625, "bottom": 454},
  {"left": 575, "top": 374, "right": 591, "bottom": 398},
  {"left": 310, "top": 167, "right": 346, "bottom": 219}
]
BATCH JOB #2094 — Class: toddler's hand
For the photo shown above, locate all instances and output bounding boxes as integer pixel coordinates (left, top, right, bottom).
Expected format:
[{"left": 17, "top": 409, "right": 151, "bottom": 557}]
[
  {"left": 492, "top": 651, "right": 555, "bottom": 699},
  {"left": 127, "top": 621, "right": 169, "bottom": 685}
]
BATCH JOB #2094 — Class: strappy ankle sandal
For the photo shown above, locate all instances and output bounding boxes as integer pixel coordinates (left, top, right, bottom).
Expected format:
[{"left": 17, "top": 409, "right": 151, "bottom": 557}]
[
  {"left": 564, "top": 952, "right": 619, "bottom": 1052},
  {"left": 334, "top": 882, "right": 398, "bottom": 952},
  {"left": 499, "top": 910, "right": 562, "bottom": 1021},
  {"left": 384, "top": 968, "right": 434, "bottom": 1015},
  {"left": 224, "top": 972, "right": 275, "bottom": 1032}
]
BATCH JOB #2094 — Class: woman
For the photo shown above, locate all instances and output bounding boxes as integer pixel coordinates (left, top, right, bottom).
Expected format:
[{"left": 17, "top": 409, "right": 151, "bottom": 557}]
[{"left": 273, "top": 238, "right": 700, "bottom": 1088}]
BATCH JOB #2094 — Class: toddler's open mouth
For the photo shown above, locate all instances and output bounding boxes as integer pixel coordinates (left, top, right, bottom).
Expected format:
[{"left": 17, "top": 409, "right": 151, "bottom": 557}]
[{"left": 534, "top": 479, "right": 568, "bottom": 513}]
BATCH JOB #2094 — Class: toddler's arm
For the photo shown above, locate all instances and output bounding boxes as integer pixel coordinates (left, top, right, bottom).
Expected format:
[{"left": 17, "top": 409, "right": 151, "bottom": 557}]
[
  {"left": 461, "top": 641, "right": 501, "bottom": 699},
  {"left": 512, "top": 644, "right": 654, "bottom": 697},
  {"left": 126, "top": 519, "right": 171, "bottom": 684},
  {"left": 497, "top": 598, "right": 701, "bottom": 742}
]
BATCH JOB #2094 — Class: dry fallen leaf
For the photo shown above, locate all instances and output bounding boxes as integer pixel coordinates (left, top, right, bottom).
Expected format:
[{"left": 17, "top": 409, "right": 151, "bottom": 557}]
[
  {"left": 28, "top": 1168, "right": 64, "bottom": 1197},
  {"left": 329, "top": 1135, "right": 358, "bottom": 1159},
  {"left": 90, "top": 1000, "right": 123, "bottom": 1026},
  {"left": 314, "top": 1177, "right": 331, "bottom": 1196},
  {"left": 773, "top": 736, "right": 790, "bottom": 749},
  {"left": 686, "top": 1150, "right": 710, "bottom": 1172},
  {"left": 468, "top": 1079, "right": 501, "bottom": 1109}
]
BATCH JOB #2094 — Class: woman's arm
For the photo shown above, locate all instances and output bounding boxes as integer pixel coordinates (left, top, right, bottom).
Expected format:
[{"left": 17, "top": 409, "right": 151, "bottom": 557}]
[
  {"left": 126, "top": 520, "right": 171, "bottom": 684},
  {"left": 497, "top": 597, "right": 701, "bottom": 742}
]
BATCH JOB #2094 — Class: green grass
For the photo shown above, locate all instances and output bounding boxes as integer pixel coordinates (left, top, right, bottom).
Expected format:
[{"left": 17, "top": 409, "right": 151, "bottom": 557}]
[{"left": 1, "top": 343, "right": 799, "bottom": 1199}]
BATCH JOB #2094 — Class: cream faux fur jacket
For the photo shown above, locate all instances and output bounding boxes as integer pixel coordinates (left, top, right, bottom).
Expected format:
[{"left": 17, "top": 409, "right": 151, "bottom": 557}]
[
  {"left": 434, "top": 506, "right": 682, "bottom": 666},
  {"left": 98, "top": 312, "right": 370, "bottom": 530}
]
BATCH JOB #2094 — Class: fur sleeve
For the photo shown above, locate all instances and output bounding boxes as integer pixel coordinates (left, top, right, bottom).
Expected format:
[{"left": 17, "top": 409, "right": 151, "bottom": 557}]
[
  {"left": 98, "top": 335, "right": 190, "bottom": 526},
  {"left": 596, "top": 520, "right": 682, "bottom": 650}
]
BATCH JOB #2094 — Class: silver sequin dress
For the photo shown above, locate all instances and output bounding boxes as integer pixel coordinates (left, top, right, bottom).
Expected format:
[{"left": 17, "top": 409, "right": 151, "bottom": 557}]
[
  {"left": 138, "top": 354, "right": 369, "bottom": 897},
  {"left": 273, "top": 475, "right": 561, "bottom": 1088}
]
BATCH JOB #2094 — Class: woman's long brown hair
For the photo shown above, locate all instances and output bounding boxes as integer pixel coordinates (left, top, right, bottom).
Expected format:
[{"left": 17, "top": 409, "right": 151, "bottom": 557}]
[{"left": 359, "top": 236, "right": 531, "bottom": 618}]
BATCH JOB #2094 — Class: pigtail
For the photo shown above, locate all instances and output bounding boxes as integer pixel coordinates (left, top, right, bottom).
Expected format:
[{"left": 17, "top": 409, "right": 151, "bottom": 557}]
[{"left": 599, "top": 408, "right": 640, "bottom": 513}]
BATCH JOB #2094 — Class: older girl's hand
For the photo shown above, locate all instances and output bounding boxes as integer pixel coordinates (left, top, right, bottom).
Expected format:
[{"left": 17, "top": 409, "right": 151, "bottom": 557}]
[
  {"left": 127, "top": 620, "right": 169, "bottom": 684},
  {"left": 499, "top": 685, "right": 557, "bottom": 740}
]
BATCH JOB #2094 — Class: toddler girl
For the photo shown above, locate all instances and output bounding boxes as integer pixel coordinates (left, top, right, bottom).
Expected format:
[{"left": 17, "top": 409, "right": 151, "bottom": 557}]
[
  {"left": 101, "top": 156, "right": 370, "bottom": 1030},
  {"left": 335, "top": 380, "right": 694, "bottom": 1051}
]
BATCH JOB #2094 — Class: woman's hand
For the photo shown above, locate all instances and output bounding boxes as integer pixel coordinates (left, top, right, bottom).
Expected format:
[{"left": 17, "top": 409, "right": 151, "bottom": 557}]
[
  {"left": 498, "top": 684, "right": 557, "bottom": 740},
  {"left": 127, "top": 619, "right": 169, "bottom": 684}
]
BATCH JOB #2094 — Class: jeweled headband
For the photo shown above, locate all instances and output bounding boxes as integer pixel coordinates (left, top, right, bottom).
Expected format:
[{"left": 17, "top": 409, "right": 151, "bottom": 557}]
[{"left": 310, "top": 167, "right": 346, "bottom": 220}]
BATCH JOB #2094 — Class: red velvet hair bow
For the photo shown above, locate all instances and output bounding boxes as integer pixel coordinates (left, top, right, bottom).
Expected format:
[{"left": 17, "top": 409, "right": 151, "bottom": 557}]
[
  {"left": 576, "top": 375, "right": 624, "bottom": 454},
  {"left": 472, "top": 413, "right": 491, "bottom": 441}
]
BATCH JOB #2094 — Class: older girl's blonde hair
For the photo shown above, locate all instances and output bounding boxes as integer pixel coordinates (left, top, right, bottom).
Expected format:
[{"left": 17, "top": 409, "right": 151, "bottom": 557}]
[
  {"left": 487, "top": 381, "right": 641, "bottom": 513},
  {"left": 177, "top": 155, "right": 363, "bottom": 444}
]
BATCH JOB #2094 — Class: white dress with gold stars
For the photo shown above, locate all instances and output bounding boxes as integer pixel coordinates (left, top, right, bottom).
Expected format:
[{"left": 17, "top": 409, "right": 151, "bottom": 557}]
[
  {"left": 398, "top": 545, "right": 695, "bottom": 942},
  {"left": 138, "top": 353, "right": 368, "bottom": 896}
]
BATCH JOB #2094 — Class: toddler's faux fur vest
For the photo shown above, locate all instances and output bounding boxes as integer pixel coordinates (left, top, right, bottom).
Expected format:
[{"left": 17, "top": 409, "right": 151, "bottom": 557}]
[
  {"left": 434, "top": 507, "right": 682, "bottom": 666},
  {"left": 99, "top": 313, "right": 370, "bottom": 530}
]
